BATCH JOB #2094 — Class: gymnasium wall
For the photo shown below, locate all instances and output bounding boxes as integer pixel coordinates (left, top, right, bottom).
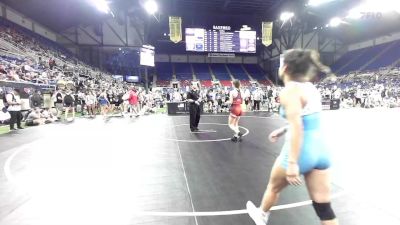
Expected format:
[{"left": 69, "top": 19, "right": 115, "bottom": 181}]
[
  {"left": 0, "top": 2, "right": 57, "bottom": 41},
  {"left": 348, "top": 31, "right": 400, "bottom": 51}
]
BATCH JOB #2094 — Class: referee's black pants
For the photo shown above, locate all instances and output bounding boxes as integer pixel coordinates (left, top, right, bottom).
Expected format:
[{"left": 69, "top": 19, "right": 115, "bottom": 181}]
[
  {"left": 189, "top": 103, "right": 200, "bottom": 131},
  {"left": 253, "top": 100, "right": 260, "bottom": 111}
]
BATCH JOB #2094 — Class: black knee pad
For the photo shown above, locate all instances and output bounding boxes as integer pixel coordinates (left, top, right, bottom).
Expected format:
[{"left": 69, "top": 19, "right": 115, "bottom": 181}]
[{"left": 312, "top": 201, "right": 336, "bottom": 221}]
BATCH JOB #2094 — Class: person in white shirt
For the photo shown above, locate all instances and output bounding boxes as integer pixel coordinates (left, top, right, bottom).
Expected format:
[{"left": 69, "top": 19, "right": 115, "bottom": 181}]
[
  {"left": 5, "top": 89, "right": 23, "bottom": 131},
  {"left": 85, "top": 91, "right": 97, "bottom": 118},
  {"left": 173, "top": 89, "right": 182, "bottom": 102},
  {"left": 253, "top": 88, "right": 262, "bottom": 111}
]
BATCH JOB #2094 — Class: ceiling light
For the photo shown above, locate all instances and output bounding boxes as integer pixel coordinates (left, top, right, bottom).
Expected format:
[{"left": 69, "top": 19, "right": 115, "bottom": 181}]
[
  {"left": 89, "top": 0, "right": 110, "bottom": 14},
  {"left": 144, "top": 0, "right": 158, "bottom": 15},
  {"left": 329, "top": 17, "right": 342, "bottom": 27},
  {"left": 280, "top": 12, "right": 294, "bottom": 22},
  {"left": 308, "top": 0, "right": 335, "bottom": 7}
]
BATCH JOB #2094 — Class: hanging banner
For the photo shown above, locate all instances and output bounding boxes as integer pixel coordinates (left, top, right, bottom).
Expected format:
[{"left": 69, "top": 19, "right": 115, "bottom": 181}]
[
  {"left": 262, "top": 22, "right": 273, "bottom": 47},
  {"left": 169, "top": 16, "right": 182, "bottom": 43}
]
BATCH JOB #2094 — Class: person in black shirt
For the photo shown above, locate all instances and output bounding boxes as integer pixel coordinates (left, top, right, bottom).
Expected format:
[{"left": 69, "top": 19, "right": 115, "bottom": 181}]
[
  {"left": 187, "top": 84, "right": 201, "bottom": 132},
  {"left": 63, "top": 89, "right": 75, "bottom": 121},
  {"left": 53, "top": 88, "right": 64, "bottom": 119}
]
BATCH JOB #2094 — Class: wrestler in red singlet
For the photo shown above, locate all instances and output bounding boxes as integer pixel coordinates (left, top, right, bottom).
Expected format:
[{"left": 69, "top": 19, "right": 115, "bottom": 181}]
[
  {"left": 229, "top": 80, "right": 243, "bottom": 142},
  {"left": 230, "top": 88, "right": 243, "bottom": 117}
]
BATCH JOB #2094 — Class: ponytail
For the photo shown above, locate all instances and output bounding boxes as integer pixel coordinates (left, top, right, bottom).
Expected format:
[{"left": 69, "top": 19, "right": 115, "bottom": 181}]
[{"left": 308, "top": 50, "right": 336, "bottom": 80}]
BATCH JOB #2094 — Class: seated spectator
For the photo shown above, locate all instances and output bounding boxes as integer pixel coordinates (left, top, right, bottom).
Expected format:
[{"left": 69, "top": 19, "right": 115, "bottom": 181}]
[
  {"left": 25, "top": 108, "right": 45, "bottom": 126},
  {"left": 7, "top": 69, "right": 20, "bottom": 81},
  {"left": 41, "top": 108, "right": 58, "bottom": 123},
  {"left": 0, "top": 108, "right": 11, "bottom": 124}
]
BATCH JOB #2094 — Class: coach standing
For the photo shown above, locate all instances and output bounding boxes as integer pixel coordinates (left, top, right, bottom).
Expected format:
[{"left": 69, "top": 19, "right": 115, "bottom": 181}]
[{"left": 187, "top": 84, "right": 201, "bottom": 132}]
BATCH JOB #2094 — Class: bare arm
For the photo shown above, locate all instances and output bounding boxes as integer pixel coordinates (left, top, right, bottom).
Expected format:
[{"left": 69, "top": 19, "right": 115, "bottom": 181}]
[
  {"left": 274, "top": 125, "right": 289, "bottom": 137},
  {"left": 226, "top": 91, "right": 234, "bottom": 105},
  {"left": 280, "top": 87, "right": 303, "bottom": 164}
]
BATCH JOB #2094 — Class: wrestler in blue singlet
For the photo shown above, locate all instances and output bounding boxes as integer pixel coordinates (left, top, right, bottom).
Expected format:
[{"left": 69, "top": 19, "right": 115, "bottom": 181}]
[{"left": 279, "top": 81, "right": 331, "bottom": 174}]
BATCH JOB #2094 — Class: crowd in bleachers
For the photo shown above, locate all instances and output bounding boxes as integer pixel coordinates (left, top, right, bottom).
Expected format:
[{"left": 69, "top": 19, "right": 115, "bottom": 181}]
[
  {"left": 0, "top": 18, "right": 166, "bottom": 129},
  {"left": 317, "top": 67, "right": 400, "bottom": 108},
  {"left": 0, "top": 18, "right": 109, "bottom": 85}
]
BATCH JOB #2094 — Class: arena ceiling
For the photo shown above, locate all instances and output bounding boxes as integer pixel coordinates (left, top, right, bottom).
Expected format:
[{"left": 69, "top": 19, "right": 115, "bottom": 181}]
[
  {"left": 0, "top": 0, "right": 329, "bottom": 31},
  {"left": 1, "top": 0, "right": 399, "bottom": 44}
]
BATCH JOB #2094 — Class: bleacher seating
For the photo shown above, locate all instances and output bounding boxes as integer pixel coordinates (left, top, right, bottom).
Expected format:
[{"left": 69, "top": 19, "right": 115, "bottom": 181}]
[
  {"left": 227, "top": 64, "right": 248, "bottom": 80},
  {"left": 258, "top": 80, "right": 273, "bottom": 86},
  {"left": 340, "top": 42, "right": 392, "bottom": 74},
  {"left": 152, "top": 63, "right": 272, "bottom": 87},
  {"left": 156, "top": 62, "right": 173, "bottom": 81},
  {"left": 0, "top": 17, "right": 73, "bottom": 61},
  {"left": 210, "top": 64, "right": 231, "bottom": 80},
  {"left": 192, "top": 63, "right": 212, "bottom": 80},
  {"left": 180, "top": 79, "right": 191, "bottom": 88},
  {"left": 331, "top": 48, "right": 366, "bottom": 73},
  {"left": 243, "top": 64, "right": 265, "bottom": 80},
  {"left": 219, "top": 80, "right": 232, "bottom": 87},
  {"left": 240, "top": 80, "right": 251, "bottom": 87},
  {"left": 331, "top": 40, "right": 400, "bottom": 75},
  {"left": 364, "top": 41, "right": 400, "bottom": 71},
  {"left": 200, "top": 80, "right": 213, "bottom": 88},
  {"left": 156, "top": 80, "right": 170, "bottom": 87},
  {"left": 175, "top": 63, "right": 193, "bottom": 80}
]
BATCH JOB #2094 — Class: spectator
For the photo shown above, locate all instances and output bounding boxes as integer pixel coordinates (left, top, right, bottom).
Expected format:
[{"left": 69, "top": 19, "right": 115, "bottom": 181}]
[
  {"left": 252, "top": 88, "right": 262, "bottom": 111},
  {"left": 63, "top": 89, "right": 75, "bottom": 121},
  {"left": 85, "top": 91, "right": 97, "bottom": 118},
  {"left": 41, "top": 108, "right": 57, "bottom": 123},
  {"left": 25, "top": 108, "right": 45, "bottom": 126},
  {"left": 128, "top": 87, "right": 139, "bottom": 117},
  {"left": 52, "top": 88, "right": 64, "bottom": 118},
  {"left": 5, "top": 89, "right": 23, "bottom": 130},
  {"left": 30, "top": 90, "right": 43, "bottom": 108}
]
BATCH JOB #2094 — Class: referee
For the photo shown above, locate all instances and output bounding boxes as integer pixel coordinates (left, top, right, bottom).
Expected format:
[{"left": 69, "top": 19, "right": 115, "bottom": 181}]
[{"left": 187, "top": 84, "right": 201, "bottom": 132}]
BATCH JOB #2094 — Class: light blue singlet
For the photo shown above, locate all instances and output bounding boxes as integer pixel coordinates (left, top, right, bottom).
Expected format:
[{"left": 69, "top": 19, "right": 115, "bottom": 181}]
[{"left": 279, "top": 82, "right": 331, "bottom": 174}]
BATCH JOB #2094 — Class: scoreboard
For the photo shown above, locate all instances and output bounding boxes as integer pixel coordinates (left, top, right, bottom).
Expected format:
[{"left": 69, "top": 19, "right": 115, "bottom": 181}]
[{"left": 185, "top": 28, "right": 256, "bottom": 53}]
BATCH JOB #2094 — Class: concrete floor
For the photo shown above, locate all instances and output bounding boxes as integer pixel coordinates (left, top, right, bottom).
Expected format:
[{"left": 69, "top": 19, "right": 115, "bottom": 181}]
[{"left": 0, "top": 109, "right": 399, "bottom": 225}]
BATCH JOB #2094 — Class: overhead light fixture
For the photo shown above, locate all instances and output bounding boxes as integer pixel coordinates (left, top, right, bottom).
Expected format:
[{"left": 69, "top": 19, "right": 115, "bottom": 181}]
[
  {"left": 280, "top": 12, "right": 294, "bottom": 22},
  {"left": 308, "top": 0, "right": 335, "bottom": 7},
  {"left": 89, "top": 0, "right": 110, "bottom": 14},
  {"left": 329, "top": 17, "right": 342, "bottom": 27},
  {"left": 144, "top": 0, "right": 158, "bottom": 15}
]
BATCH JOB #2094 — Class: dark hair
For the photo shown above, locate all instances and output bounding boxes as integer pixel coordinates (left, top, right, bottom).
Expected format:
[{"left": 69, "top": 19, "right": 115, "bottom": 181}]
[
  {"left": 283, "top": 49, "right": 333, "bottom": 81},
  {"left": 233, "top": 80, "right": 240, "bottom": 89}
]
